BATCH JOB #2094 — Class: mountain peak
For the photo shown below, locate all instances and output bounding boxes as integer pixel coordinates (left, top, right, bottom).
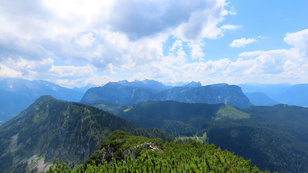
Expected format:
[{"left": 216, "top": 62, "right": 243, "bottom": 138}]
[
  {"left": 37, "top": 95, "right": 56, "bottom": 101},
  {"left": 209, "top": 83, "right": 229, "bottom": 87},
  {"left": 32, "top": 95, "right": 58, "bottom": 105},
  {"left": 0, "top": 97, "right": 173, "bottom": 172},
  {"left": 183, "top": 81, "right": 202, "bottom": 87}
]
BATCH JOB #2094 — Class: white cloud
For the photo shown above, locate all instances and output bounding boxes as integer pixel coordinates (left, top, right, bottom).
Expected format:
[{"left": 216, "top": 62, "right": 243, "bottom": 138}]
[
  {"left": 284, "top": 29, "right": 308, "bottom": 55},
  {"left": 221, "top": 24, "right": 241, "bottom": 30},
  {"left": 5, "top": 1, "right": 307, "bottom": 87},
  {"left": 0, "top": 64, "right": 22, "bottom": 78},
  {"left": 188, "top": 41, "right": 205, "bottom": 61},
  {"left": 230, "top": 38, "right": 256, "bottom": 48},
  {"left": 47, "top": 28, "right": 308, "bottom": 86},
  {"left": 1, "top": 0, "right": 230, "bottom": 72},
  {"left": 75, "top": 33, "right": 95, "bottom": 48},
  {"left": 129, "top": 29, "right": 308, "bottom": 85}
]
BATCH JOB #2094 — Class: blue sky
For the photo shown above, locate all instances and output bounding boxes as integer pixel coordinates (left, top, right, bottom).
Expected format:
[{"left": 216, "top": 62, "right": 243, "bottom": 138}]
[
  {"left": 205, "top": 0, "right": 308, "bottom": 61},
  {"left": 0, "top": 0, "right": 307, "bottom": 87}
]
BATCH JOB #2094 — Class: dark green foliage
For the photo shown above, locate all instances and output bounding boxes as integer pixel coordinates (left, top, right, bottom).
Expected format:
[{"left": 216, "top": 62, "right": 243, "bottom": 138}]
[
  {"left": 113, "top": 101, "right": 242, "bottom": 136},
  {"left": 99, "top": 101, "right": 308, "bottom": 172},
  {"left": 0, "top": 96, "right": 173, "bottom": 173},
  {"left": 46, "top": 131, "right": 267, "bottom": 173},
  {"left": 94, "top": 103, "right": 132, "bottom": 116}
]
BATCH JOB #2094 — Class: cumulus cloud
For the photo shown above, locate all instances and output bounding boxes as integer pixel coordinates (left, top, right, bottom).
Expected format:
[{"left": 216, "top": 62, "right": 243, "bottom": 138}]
[
  {"left": 230, "top": 38, "right": 256, "bottom": 48},
  {"left": 188, "top": 41, "right": 205, "bottom": 61},
  {"left": 0, "top": 64, "right": 22, "bottom": 78},
  {"left": 75, "top": 33, "right": 96, "bottom": 48},
  {"left": 108, "top": 0, "right": 205, "bottom": 40},
  {"left": 221, "top": 24, "right": 241, "bottom": 30},
  {"left": 130, "top": 29, "right": 308, "bottom": 85},
  {"left": 3, "top": 0, "right": 307, "bottom": 87},
  {"left": 0, "top": 0, "right": 231, "bottom": 78},
  {"left": 284, "top": 29, "right": 308, "bottom": 55}
]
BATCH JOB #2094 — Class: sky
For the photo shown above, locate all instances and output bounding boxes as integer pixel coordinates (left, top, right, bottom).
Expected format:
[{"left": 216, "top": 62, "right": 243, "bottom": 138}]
[{"left": 0, "top": 0, "right": 308, "bottom": 88}]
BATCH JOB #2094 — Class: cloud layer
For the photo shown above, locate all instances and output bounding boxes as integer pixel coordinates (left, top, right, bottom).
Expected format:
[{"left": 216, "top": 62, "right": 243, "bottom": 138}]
[
  {"left": 0, "top": 0, "right": 307, "bottom": 87},
  {"left": 0, "top": 0, "right": 233, "bottom": 87}
]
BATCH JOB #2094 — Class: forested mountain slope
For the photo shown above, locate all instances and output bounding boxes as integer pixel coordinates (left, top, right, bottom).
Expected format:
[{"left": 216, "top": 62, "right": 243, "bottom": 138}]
[{"left": 0, "top": 96, "right": 172, "bottom": 173}]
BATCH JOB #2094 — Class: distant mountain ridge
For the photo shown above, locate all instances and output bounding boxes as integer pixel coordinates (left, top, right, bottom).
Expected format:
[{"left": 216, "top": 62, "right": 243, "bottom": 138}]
[
  {"left": 114, "top": 79, "right": 171, "bottom": 91},
  {"left": 81, "top": 80, "right": 252, "bottom": 108},
  {"left": 0, "top": 96, "right": 173, "bottom": 173},
  {"left": 245, "top": 92, "right": 279, "bottom": 106},
  {"left": 240, "top": 83, "right": 308, "bottom": 107},
  {"left": 0, "top": 78, "right": 84, "bottom": 122},
  {"left": 155, "top": 83, "right": 251, "bottom": 108},
  {"left": 278, "top": 84, "right": 308, "bottom": 107},
  {"left": 182, "top": 81, "right": 202, "bottom": 87}
]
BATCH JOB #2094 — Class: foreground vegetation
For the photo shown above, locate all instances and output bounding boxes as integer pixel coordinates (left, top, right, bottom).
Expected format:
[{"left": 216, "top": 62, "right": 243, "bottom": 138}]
[{"left": 46, "top": 130, "right": 269, "bottom": 173}]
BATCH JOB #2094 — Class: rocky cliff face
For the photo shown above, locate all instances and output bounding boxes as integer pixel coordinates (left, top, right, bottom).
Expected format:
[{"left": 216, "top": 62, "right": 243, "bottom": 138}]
[
  {"left": 81, "top": 82, "right": 154, "bottom": 104},
  {"left": 154, "top": 84, "right": 251, "bottom": 108}
]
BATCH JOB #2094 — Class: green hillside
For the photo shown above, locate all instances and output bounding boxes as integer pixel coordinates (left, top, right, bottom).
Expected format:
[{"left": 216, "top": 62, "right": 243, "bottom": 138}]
[
  {"left": 95, "top": 101, "right": 308, "bottom": 172},
  {"left": 106, "top": 101, "right": 248, "bottom": 136},
  {"left": 215, "top": 105, "right": 250, "bottom": 120},
  {"left": 46, "top": 130, "right": 267, "bottom": 173},
  {"left": 0, "top": 96, "right": 173, "bottom": 173}
]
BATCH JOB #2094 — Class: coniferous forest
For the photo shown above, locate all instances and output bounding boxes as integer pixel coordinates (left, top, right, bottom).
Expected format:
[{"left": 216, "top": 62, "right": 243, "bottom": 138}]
[{"left": 46, "top": 131, "right": 268, "bottom": 173}]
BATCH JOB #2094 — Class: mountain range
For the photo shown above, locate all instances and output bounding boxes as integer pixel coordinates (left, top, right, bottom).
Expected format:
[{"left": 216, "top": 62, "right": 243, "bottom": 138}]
[
  {"left": 0, "top": 78, "right": 85, "bottom": 122},
  {"left": 81, "top": 81, "right": 252, "bottom": 109},
  {"left": 0, "top": 96, "right": 172, "bottom": 173},
  {"left": 3, "top": 78, "right": 308, "bottom": 123},
  {"left": 244, "top": 92, "right": 279, "bottom": 106},
  {"left": 240, "top": 83, "right": 308, "bottom": 107},
  {"left": 1, "top": 78, "right": 308, "bottom": 172}
]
